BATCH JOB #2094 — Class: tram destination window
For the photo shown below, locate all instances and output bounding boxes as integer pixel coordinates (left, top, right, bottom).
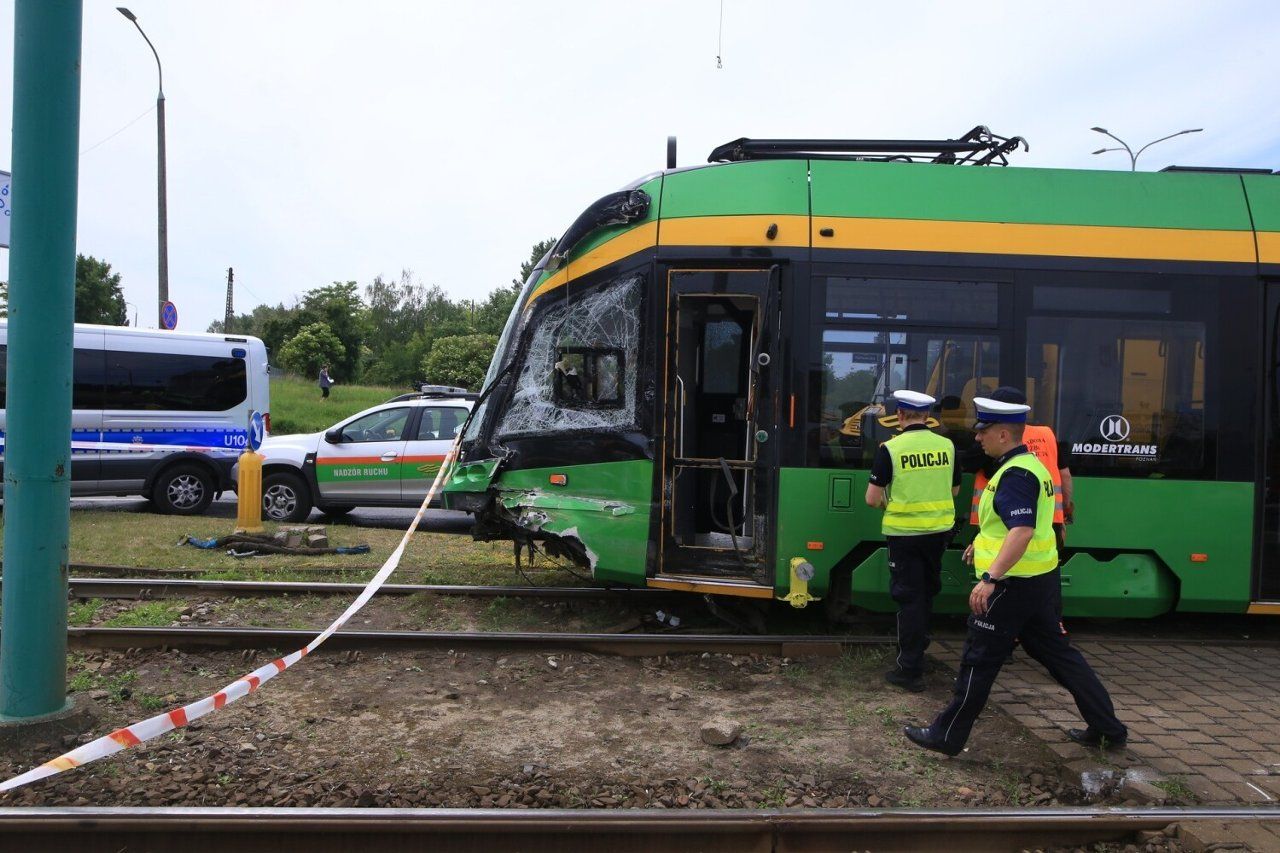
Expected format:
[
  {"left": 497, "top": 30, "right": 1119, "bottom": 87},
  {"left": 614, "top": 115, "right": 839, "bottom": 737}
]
[
  {"left": 825, "top": 276, "right": 998, "bottom": 326},
  {"left": 553, "top": 347, "right": 624, "bottom": 408},
  {"left": 1026, "top": 316, "right": 1205, "bottom": 476}
]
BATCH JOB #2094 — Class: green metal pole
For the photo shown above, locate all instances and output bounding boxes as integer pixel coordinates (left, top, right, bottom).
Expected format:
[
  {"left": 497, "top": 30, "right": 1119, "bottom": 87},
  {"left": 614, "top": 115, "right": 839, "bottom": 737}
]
[{"left": 0, "top": 0, "right": 82, "bottom": 720}]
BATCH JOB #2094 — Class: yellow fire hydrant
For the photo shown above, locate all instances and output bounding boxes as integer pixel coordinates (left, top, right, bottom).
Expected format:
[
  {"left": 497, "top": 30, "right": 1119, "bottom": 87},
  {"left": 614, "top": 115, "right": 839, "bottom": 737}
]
[{"left": 235, "top": 411, "right": 267, "bottom": 534}]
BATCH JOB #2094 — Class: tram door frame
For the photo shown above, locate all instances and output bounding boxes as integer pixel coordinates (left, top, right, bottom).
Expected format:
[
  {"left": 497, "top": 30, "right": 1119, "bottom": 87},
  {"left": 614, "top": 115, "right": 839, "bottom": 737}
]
[
  {"left": 1257, "top": 280, "right": 1280, "bottom": 601},
  {"left": 657, "top": 266, "right": 781, "bottom": 582}
]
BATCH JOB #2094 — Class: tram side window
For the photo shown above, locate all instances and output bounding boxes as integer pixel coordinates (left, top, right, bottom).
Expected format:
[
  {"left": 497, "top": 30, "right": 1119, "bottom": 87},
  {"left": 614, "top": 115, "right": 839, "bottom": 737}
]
[
  {"left": 817, "top": 329, "right": 999, "bottom": 468},
  {"left": 1026, "top": 317, "right": 1205, "bottom": 476},
  {"left": 498, "top": 273, "right": 642, "bottom": 437}
]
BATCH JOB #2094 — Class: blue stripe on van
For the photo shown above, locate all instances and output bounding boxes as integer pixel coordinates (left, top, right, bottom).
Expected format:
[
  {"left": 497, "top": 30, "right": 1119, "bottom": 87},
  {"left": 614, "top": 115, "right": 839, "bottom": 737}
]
[{"left": 0, "top": 427, "right": 247, "bottom": 456}]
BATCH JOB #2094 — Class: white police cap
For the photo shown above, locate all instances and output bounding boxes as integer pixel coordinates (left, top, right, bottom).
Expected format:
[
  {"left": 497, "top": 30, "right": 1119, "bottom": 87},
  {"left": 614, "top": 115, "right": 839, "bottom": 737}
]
[
  {"left": 973, "top": 396, "right": 1031, "bottom": 428},
  {"left": 892, "top": 390, "right": 936, "bottom": 411}
]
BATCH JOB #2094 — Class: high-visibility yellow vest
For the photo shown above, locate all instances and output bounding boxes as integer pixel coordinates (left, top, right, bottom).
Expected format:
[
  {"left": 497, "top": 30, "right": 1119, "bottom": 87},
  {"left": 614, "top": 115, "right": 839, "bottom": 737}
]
[
  {"left": 882, "top": 428, "right": 956, "bottom": 537},
  {"left": 973, "top": 452, "right": 1058, "bottom": 578}
]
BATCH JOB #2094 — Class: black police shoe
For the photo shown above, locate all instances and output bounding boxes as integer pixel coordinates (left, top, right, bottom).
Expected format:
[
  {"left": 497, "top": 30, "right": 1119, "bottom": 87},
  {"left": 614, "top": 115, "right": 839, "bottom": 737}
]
[
  {"left": 884, "top": 667, "right": 925, "bottom": 693},
  {"left": 1066, "top": 728, "right": 1127, "bottom": 749},
  {"left": 903, "top": 725, "right": 962, "bottom": 757}
]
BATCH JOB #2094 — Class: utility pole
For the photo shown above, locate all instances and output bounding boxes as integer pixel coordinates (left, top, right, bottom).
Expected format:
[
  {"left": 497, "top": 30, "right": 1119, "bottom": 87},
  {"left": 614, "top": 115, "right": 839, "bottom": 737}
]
[
  {"left": 224, "top": 267, "right": 234, "bottom": 332},
  {"left": 1, "top": 0, "right": 82, "bottom": 722}
]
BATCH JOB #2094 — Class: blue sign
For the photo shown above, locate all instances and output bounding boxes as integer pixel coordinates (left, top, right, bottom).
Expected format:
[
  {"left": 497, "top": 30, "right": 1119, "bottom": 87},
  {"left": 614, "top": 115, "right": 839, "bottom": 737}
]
[
  {"left": 161, "top": 300, "right": 178, "bottom": 330},
  {"left": 247, "top": 411, "right": 265, "bottom": 451}
]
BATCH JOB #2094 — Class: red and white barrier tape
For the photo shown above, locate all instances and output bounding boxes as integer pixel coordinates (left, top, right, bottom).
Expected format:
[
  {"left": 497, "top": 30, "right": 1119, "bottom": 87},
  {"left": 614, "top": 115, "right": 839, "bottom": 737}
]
[{"left": 0, "top": 439, "right": 463, "bottom": 793}]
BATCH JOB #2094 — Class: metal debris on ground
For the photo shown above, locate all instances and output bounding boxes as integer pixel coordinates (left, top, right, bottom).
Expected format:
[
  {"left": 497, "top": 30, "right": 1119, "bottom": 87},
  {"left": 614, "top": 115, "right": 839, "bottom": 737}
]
[{"left": 179, "top": 530, "right": 370, "bottom": 557}]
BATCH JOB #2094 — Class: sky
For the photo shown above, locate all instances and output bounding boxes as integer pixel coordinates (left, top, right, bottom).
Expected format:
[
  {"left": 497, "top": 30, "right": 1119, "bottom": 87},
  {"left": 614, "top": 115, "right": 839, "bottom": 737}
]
[{"left": 0, "top": 0, "right": 1278, "bottom": 332}]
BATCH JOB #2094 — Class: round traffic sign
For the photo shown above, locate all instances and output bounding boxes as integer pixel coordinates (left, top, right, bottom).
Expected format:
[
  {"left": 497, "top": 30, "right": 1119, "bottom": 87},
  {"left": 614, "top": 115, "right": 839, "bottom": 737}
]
[
  {"left": 161, "top": 301, "right": 178, "bottom": 330},
  {"left": 248, "top": 410, "right": 265, "bottom": 451}
]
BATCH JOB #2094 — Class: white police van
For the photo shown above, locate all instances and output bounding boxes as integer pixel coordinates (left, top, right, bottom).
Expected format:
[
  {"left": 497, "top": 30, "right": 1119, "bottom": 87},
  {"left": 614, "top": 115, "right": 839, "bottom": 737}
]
[{"left": 0, "top": 322, "right": 270, "bottom": 515}]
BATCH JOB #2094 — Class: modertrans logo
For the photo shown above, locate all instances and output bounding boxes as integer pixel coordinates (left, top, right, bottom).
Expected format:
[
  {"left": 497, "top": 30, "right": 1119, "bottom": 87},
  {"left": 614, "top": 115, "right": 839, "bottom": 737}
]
[{"left": 1072, "top": 414, "right": 1158, "bottom": 461}]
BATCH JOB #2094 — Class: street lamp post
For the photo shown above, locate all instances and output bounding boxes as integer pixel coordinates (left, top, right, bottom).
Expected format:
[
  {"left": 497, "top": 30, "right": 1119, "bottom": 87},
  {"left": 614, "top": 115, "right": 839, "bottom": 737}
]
[
  {"left": 1090, "top": 126, "right": 1203, "bottom": 171},
  {"left": 116, "top": 7, "right": 167, "bottom": 328}
]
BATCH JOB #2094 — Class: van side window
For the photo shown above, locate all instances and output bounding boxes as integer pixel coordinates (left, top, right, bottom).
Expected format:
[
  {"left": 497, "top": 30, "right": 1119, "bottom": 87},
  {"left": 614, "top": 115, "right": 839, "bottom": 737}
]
[
  {"left": 0, "top": 345, "right": 106, "bottom": 410},
  {"left": 104, "top": 350, "right": 248, "bottom": 411}
]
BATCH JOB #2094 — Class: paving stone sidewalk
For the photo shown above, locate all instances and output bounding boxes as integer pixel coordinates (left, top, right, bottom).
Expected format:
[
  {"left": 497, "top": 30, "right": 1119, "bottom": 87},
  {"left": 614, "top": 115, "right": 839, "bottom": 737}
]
[{"left": 935, "top": 638, "right": 1280, "bottom": 804}]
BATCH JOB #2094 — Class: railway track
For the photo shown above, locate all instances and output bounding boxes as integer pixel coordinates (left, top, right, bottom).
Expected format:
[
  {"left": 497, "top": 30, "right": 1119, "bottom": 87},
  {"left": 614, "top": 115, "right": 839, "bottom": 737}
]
[
  {"left": 60, "top": 576, "right": 674, "bottom": 601},
  {"left": 52, "top": 576, "right": 1280, "bottom": 649},
  {"left": 66, "top": 625, "right": 857, "bottom": 657},
  {"left": 0, "top": 805, "right": 1275, "bottom": 852}
]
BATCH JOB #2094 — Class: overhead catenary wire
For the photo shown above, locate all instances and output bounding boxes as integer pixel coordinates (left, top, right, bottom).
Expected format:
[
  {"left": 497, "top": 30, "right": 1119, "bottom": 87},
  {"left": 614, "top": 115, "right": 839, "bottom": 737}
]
[
  {"left": 80, "top": 103, "right": 156, "bottom": 156},
  {"left": 716, "top": 0, "right": 724, "bottom": 68}
]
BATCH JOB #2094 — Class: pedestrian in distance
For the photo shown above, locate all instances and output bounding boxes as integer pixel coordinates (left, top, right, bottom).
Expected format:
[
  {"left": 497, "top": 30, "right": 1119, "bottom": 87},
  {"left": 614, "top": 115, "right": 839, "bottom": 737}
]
[
  {"left": 865, "top": 390, "right": 961, "bottom": 693},
  {"left": 903, "top": 394, "right": 1127, "bottom": 757},
  {"left": 318, "top": 364, "right": 334, "bottom": 401}
]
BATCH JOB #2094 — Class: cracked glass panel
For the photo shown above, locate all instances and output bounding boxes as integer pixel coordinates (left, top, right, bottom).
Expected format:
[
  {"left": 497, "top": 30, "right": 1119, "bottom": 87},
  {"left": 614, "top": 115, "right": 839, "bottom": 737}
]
[{"left": 498, "top": 274, "right": 642, "bottom": 436}]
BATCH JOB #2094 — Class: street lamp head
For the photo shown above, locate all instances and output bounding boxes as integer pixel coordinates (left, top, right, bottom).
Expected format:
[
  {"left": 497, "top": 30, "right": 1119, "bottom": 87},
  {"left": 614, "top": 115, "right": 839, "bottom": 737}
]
[
  {"left": 1184, "top": 128, "right": 1204, "bottom": 134},
  {"left": 116, "top": 7, "right": 137, "bottom": 22},
  {"left": 1091, "top": 148, "right": 1110, "bottom": 155},
  {"left": 1091, "top": 127, "right": 1108, "bottom": 134}
]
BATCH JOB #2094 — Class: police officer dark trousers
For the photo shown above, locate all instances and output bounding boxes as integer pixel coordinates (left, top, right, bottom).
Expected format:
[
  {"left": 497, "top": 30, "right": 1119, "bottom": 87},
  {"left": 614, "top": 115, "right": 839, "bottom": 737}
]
[
  {"left": 904, "top": 395, "right": 1127, "bottom": 756},
  {"left": 866, "top": 391, "right": 960, "bottom": 693}
]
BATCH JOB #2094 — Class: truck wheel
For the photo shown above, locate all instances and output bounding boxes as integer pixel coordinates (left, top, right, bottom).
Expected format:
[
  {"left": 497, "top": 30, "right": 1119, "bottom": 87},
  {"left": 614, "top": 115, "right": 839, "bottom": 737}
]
[
  {"left": 262, "top": 471, "right": 312, "bottom": 523},
  {"left": 151, "top": 463, "right": 215, "bottom": 516}
]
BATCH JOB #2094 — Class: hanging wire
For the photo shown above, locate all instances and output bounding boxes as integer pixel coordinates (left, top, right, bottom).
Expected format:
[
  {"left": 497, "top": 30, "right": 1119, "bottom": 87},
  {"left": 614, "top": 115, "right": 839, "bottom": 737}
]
[
  {"left": 716, "top": 0, "right": 724, "bottom": 68},
  {"left": 80, "top": 104, "right": 156, "bottom": 155}
]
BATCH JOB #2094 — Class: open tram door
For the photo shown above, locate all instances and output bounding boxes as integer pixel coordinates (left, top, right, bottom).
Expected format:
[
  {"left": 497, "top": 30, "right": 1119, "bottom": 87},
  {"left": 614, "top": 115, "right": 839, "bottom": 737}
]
[{"left": 655, "top": 267, "right": 781, "bottom": 594}]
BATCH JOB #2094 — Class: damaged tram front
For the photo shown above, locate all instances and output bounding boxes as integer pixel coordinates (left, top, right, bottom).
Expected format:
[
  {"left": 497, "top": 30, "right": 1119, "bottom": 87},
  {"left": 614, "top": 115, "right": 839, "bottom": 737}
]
[{"left": 442, "top": 159, "right": 806, "bottom": 613}]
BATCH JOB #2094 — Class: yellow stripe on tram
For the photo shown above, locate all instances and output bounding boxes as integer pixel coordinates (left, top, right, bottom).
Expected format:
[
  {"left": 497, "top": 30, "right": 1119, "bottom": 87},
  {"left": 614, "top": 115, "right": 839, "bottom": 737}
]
[{"left": 812, "top": 216, "right": 1257, "bottom": 264}]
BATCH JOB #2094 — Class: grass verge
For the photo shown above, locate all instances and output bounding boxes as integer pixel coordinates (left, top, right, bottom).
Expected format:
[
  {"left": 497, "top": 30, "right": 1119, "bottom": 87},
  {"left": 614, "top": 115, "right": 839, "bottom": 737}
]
[
  {"left": 0, "top": 509, "right": 581, "bottom": 587},
  {"left": 268, "top": 373, "right": 409, "bottom": 435}
]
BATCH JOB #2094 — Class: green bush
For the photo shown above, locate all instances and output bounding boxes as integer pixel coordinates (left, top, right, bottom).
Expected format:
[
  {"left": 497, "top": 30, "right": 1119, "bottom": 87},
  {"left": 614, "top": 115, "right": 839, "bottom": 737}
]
[
  {"left": 421, "top": 333, "right": 498, "bottom": 391},
  {"left": 278, "top": 322, "right": 345, "bottom": 376}
]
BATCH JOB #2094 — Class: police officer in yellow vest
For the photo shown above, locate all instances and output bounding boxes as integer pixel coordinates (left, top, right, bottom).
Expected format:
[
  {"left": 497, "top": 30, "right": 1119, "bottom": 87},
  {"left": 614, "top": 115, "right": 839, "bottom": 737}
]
[
  {"left": 865, "top": 390, "right": 960, "bottom": 692},
  {"left": 904, "top": 394, "right": 1127, "bottom": 756}
]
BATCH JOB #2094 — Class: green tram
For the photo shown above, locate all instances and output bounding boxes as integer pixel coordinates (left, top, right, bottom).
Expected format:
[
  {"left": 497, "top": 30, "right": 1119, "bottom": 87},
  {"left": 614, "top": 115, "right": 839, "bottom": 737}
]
[{"left": 442, "top": 130, "right": 1280, "bottom": 620}]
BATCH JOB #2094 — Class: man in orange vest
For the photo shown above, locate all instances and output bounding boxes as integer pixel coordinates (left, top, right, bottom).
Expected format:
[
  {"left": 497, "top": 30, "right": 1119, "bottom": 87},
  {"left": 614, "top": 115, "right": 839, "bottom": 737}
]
[{"left": 969, "top": 387, "right": 1073, "bottom": 552}]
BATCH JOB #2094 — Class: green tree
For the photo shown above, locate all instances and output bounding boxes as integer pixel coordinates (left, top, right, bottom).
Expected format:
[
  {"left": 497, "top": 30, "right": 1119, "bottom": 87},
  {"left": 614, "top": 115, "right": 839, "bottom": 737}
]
[
  {"left": 74, "top": 255, "right": 128, "bottom": 325},
  {"left": 297, "top": 281, "right": 368, "bottom": 379},
  {"left": 278, "top": 322, "right": 345, "bottom": 377},
  {"left": 0, "top": 254, "right": 128, "bottom": 324},
  {"left": 420, "top": 333, "right": 498, "bottom": 390},
  {"left": 516, "top": 237, "right": 557, "bottom": 287}
]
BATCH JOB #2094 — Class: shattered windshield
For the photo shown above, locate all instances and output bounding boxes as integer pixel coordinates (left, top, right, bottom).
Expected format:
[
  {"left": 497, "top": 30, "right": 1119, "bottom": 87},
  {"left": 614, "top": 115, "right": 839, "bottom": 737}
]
[
  {"left": 497, "top": 274, "right": 642, "bottom": 437},
  {"left": 462, "top": 269, "right": 543, "bottom": 442}
]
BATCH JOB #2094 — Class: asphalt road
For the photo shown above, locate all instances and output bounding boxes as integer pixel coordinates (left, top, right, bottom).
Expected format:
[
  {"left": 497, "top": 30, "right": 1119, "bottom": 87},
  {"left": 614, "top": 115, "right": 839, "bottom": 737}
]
[{"left": 67, "top": 495, "right": 475, "bottom": 534}]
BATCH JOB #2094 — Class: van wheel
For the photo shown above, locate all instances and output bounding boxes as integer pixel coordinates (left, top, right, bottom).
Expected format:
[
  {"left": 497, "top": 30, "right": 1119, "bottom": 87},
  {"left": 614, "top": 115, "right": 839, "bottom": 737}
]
[
  {"left": 152, "top": 464, "right": 215, "bottom": 516},
  {"left": 317, "top": 504, "right": 355, "bottom": 517},
  {"left": 262, "top": 471, "right": 312, "bottom": 523}
]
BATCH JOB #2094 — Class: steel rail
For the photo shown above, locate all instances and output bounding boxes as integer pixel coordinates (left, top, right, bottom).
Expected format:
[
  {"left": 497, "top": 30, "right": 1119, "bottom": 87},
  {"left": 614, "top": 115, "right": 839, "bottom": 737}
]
[
  {"left": 63, "top": 625, "right": 857, "bottom": 656},
  {"left": 59, "top": 576, "right": 674, "bottom": 601},
  {"left": 0, "top": 806, "right": 1276, "bottom": 853},
  {"left": 53, "top": 577, "right": 1280, "bottom": 648}
]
